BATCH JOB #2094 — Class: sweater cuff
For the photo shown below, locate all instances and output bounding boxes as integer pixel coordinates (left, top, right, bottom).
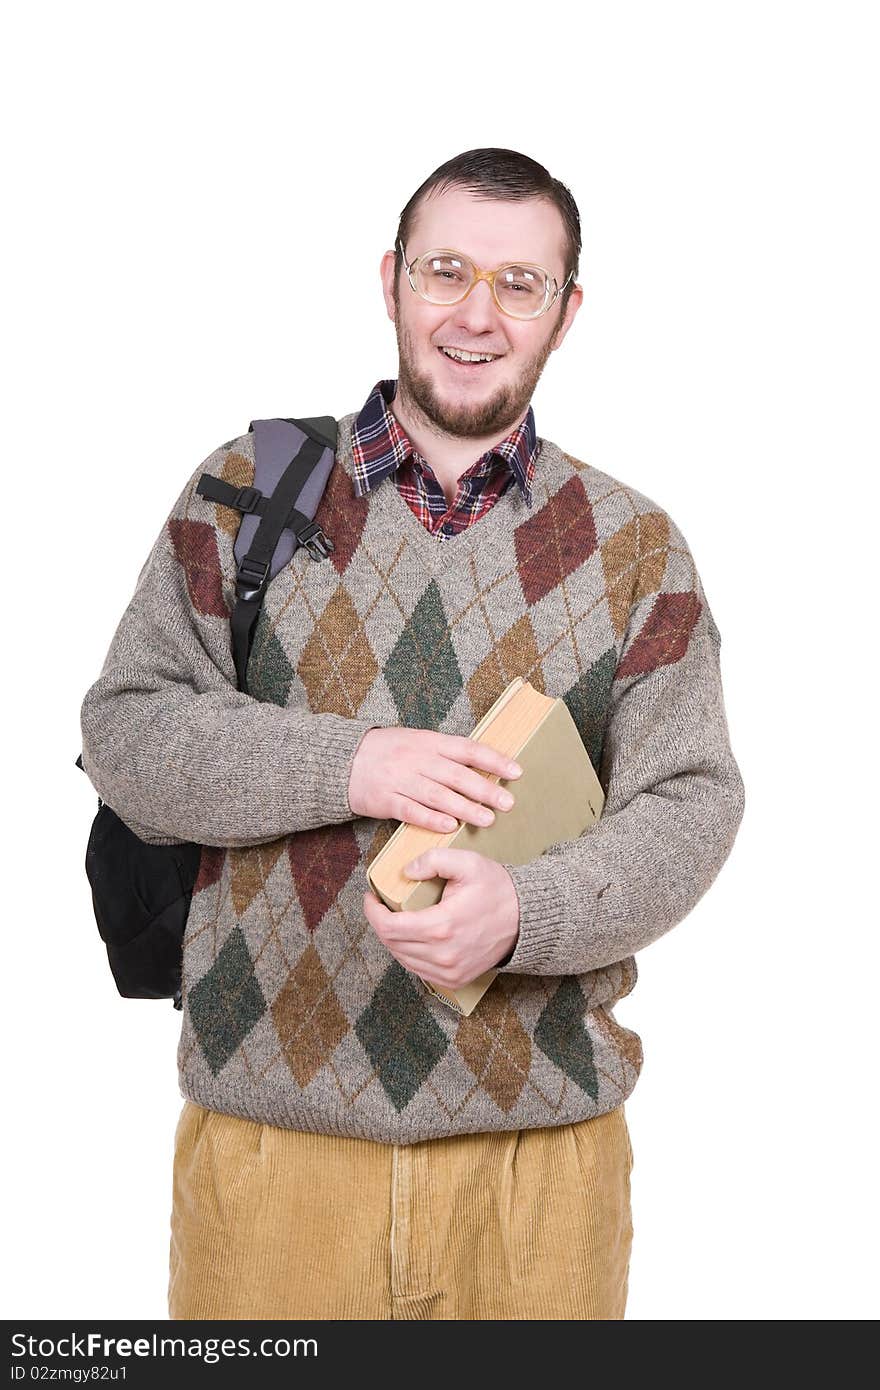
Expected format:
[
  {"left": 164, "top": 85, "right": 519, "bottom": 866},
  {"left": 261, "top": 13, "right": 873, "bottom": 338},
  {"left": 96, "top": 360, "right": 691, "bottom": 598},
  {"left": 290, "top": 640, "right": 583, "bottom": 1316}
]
[
  {"left": 495, "top": 858, "right": 579, "bottom": 974},
  {"left": 281, "top": 715, "right": 381, "bottom": 828}
]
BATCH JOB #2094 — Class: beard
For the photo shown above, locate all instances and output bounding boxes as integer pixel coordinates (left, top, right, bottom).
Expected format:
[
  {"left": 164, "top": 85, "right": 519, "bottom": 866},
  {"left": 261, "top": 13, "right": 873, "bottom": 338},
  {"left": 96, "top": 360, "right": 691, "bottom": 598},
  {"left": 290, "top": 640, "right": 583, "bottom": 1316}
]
[{"left": 392, "top": 285, "right": 560, "bottom": 441}]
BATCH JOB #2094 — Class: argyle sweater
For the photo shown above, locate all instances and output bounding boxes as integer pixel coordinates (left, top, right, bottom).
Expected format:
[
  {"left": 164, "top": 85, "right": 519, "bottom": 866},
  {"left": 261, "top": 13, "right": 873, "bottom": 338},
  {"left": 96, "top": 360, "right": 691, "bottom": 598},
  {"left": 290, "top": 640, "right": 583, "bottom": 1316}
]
[{"left": 79, "top": 412, "right": 745, "bottom": 1144}]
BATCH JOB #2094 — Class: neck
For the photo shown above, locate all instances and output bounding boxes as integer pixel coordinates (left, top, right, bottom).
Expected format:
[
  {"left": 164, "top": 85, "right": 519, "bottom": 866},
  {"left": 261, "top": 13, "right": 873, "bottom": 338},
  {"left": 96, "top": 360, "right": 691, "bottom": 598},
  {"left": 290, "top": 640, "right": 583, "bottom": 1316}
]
[{"left": 389, "top": 385, "right": 527, "bottom": 507}]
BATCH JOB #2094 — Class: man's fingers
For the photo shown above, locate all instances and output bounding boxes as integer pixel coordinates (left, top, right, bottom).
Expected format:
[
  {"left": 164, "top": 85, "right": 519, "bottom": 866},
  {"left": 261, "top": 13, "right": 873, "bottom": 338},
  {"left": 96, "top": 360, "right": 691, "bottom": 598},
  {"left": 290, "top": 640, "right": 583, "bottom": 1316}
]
[
  {"left": 404, "top": 847, "right": 478, "bottom": 882},
  {"left": 441, "top": 734, "right": 522, "bottom": 780},
  {"left": 363, "top": 890, "right": 449, "bottom": 941}
]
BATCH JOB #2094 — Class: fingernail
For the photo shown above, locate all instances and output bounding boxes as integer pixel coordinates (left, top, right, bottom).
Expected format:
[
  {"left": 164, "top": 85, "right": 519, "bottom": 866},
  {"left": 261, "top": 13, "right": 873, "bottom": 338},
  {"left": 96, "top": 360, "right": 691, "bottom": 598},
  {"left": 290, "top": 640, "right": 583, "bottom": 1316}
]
[
  {"left": 507, "top": 762, "right": 522, "bottom": 777},
  {"left": 498, "top": 790, "right": 514, "bottom": 809},
  {"left": 479, "top": 809, "right": 494, "bottom": 825}
]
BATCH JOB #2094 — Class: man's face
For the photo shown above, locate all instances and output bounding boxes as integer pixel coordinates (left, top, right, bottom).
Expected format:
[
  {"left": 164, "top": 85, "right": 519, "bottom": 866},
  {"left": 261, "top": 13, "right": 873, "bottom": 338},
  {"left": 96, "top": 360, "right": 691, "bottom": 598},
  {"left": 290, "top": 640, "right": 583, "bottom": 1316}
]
[{"left": 380, "top": 187, "right": 583, "bottom": 439}]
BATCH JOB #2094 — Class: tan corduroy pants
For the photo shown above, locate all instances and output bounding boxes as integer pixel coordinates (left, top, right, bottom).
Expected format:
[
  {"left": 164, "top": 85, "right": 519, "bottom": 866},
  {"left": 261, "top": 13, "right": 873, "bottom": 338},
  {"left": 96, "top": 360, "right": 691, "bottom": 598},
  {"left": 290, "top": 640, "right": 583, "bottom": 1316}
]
[{"left": 168, "top": 1099, "right": 634, "bottom": 1320}]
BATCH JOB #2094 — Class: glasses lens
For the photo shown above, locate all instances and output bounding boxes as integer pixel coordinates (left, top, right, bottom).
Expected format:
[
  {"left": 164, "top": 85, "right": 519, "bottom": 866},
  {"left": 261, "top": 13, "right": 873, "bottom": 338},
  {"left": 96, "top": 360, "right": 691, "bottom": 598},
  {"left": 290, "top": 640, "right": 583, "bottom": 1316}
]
[
  {"left": 414, "top": 251, "right": 476, "bottom": 303},
  {"left": 411, "top": 250, "right": 554, "bottom": 318},
  {"left": 494, "top": 264, "right": 550, "bottom": 318}
]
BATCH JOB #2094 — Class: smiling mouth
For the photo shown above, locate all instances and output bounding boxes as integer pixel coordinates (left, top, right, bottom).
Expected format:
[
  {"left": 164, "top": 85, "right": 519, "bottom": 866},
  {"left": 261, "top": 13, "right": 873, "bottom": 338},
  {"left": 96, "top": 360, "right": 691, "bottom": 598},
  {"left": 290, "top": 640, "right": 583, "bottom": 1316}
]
[{"left": 437, "top": 346, "right": 503, "bottom": 369}]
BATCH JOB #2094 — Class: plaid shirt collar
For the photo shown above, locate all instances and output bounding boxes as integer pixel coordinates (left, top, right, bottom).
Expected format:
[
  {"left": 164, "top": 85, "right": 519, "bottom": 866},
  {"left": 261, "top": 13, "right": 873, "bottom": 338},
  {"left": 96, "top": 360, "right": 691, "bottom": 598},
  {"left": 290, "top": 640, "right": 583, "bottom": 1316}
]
[{"left": 349, "top": 379, "right": 537, "bottom": 508}]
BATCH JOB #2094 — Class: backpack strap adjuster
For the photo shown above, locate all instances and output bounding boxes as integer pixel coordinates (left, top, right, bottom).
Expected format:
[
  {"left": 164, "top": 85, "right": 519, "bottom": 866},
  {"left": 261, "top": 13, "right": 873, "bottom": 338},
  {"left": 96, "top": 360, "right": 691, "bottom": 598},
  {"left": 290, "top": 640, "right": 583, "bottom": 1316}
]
[
  {"left": 233, "top": 485, "right": 262, "bottom": 514},
  {"left": 235, "top": 555, "right": 270, "bottom": 602}
]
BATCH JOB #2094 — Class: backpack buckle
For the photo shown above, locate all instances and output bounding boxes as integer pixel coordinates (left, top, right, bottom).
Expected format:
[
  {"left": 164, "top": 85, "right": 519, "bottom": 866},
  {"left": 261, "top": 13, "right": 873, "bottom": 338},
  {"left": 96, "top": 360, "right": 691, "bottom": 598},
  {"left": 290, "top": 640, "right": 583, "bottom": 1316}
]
[
  {"left": 297, "top": 521, "right": 335, "bottom": 561},
  {"left": 233, "top": 485, "right": 262, "bottom": 514},
  {"left": 235, "top": 555, "right": 270, "bottom": 601}
]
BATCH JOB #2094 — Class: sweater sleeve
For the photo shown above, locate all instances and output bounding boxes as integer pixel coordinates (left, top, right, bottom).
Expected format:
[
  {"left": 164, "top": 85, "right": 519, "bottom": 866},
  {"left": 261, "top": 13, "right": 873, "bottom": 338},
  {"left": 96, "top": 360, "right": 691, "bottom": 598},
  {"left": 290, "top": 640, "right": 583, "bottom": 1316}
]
[
  {"left": 79, "top": 441, "right": 381, "bottom": 848},
  {"left": 496, "top": 521, "right": 745, "bottom": 977}
]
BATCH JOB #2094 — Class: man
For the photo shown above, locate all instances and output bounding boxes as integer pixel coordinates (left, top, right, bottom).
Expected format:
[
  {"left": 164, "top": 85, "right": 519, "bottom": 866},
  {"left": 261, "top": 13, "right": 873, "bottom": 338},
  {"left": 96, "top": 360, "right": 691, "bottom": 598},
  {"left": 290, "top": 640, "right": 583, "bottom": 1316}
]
[{"left": 79, "top": 148, "right": 745, "bottom": 1320}]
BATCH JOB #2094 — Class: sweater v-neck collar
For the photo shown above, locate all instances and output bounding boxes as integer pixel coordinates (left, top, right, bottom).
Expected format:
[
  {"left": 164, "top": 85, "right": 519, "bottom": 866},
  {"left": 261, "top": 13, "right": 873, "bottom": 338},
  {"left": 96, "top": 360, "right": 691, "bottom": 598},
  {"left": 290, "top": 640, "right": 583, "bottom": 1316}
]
[{"left": 335, "top": 411, "right": 569, "bottom": 572}]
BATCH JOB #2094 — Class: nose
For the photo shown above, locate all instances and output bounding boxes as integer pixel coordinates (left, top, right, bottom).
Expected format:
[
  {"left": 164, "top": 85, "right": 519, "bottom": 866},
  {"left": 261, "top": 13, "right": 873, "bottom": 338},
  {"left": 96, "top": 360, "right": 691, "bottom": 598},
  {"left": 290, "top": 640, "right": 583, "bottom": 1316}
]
[{"left": 449, "top": 277, "right": 501, "bottom": 336}]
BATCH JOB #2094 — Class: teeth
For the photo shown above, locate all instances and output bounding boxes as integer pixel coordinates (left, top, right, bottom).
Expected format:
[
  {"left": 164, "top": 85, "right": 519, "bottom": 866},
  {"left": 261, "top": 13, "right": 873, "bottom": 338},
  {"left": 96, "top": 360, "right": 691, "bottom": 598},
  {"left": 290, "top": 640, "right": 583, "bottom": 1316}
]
[{"left": 441, "top": 347, "right": 499, "bottom": 363}]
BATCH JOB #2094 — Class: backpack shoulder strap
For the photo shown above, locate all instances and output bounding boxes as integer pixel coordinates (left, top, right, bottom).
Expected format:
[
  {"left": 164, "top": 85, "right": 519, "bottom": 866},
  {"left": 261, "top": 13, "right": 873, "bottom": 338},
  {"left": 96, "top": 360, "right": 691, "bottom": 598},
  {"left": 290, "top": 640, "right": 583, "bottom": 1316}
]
[{"left": 196, "top": 416, "right": 337, "bottom": 691}]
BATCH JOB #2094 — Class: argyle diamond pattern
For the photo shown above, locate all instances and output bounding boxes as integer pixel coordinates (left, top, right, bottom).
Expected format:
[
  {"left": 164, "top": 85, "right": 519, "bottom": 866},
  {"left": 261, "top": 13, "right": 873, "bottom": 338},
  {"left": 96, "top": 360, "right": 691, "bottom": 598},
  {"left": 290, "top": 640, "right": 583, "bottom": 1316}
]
[
  {"left": 535, "top": 977, "right": 600, "bottom": 1099},
  {"left": 248, "top": 617, "right": 295, "bottom": 707},
  {"left": 168, "top": 518, "right": 228, "bottom": 619},
  {"left": 385, "top": 580, "right": 464, "bottom": 728},
  {"left": 355, "top": 962, "right": 450, "bottom": 1111},
  {"left": 188, "top": 926, "right": 267, "bottom": 1076},
  {"left": 455, "top": 981, "right": 533, "bottom": 1113},
  {"left": 288, "top": 822, "right": 361, "bottom": 932},
  {"left": 170, "top": 428, "right": 709, "bottom": 1137},
  {"left": 562, "top": 648, "right": 619, "bottom": 771},
  {"left": 272, "top": 944, "right": 350, "bottom": 1088}
]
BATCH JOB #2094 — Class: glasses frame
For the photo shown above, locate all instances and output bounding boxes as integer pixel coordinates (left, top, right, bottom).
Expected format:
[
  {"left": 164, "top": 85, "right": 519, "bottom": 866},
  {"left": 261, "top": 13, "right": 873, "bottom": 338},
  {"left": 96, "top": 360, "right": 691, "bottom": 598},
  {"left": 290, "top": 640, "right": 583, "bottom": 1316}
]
[{"left": 397, "top": 238, "right": 574, "bottom": 321}]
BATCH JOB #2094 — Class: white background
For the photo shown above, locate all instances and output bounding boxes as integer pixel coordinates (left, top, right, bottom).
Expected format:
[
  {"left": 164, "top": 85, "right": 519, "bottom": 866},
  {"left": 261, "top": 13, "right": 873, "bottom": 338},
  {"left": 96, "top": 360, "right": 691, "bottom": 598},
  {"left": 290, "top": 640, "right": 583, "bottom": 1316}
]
[{"left": 4, "top": 0, "right": 877, "bottom": 1322}]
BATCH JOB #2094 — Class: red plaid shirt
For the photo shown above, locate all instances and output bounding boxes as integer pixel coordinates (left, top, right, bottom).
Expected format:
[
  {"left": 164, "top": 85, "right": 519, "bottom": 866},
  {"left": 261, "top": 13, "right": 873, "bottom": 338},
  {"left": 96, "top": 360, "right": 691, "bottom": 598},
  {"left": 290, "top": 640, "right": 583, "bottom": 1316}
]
[{"left": 350, "top": 379, "right": 538, "bottom": 539}]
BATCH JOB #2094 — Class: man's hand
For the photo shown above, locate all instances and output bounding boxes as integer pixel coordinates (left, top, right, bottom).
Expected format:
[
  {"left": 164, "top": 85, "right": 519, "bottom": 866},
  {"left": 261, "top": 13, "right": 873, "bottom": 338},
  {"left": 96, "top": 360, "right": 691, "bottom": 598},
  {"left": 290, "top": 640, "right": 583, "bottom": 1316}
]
[
  {"left": 348, "top": 727, "right": 522, "bottom": 834},
  {"left": 363, "top": 847, "right": 520, "bottom": 991}
]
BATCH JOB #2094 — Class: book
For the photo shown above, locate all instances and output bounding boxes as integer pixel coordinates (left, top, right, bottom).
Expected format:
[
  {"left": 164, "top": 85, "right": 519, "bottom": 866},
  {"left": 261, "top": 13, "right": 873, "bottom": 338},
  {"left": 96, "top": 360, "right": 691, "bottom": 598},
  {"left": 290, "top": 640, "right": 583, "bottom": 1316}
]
[{"left": 365, "top": 677, "right": 606, "bottom": 1016}]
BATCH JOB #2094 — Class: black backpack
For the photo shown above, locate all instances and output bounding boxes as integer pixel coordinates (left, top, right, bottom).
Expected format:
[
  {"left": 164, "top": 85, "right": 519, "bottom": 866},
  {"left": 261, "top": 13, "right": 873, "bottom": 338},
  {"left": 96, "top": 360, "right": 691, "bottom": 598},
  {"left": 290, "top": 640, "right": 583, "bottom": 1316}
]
[{"left": 75, "top": 416, "right": 338, "bottom": 1009}]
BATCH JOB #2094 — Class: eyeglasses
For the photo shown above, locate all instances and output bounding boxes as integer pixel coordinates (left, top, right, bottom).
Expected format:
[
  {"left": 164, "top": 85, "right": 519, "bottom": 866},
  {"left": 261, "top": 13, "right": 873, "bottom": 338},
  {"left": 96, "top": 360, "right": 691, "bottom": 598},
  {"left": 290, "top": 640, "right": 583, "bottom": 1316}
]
[{"left": 397, "top": 238, "right": 573, "bottom": 321}]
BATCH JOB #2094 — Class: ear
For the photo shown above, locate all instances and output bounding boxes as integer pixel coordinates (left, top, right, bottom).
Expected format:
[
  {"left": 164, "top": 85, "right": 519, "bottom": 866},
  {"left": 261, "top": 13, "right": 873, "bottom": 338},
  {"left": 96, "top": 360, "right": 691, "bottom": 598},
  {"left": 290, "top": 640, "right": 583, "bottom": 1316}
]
[
  {"left": 549, "top": 282, "right": 584, "bottom": 352},
  {"left": 380, "top": 249, "right": 398, "bottom": 323}
]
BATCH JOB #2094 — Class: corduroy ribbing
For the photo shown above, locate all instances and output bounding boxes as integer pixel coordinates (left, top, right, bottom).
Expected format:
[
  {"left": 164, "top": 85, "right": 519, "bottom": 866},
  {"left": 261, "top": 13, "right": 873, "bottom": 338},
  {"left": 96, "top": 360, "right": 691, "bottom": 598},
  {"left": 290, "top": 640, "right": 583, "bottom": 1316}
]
[{"left": 168, "top": 1098, "right": 634, "bottom": 1319}]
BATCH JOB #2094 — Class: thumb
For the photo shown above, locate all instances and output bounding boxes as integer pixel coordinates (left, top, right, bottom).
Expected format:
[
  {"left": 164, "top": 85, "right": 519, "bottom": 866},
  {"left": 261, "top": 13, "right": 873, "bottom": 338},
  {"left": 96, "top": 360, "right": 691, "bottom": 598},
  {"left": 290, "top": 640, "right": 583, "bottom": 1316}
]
[{"left": 404, "top": 847, "right": 473, "bottom": 881}]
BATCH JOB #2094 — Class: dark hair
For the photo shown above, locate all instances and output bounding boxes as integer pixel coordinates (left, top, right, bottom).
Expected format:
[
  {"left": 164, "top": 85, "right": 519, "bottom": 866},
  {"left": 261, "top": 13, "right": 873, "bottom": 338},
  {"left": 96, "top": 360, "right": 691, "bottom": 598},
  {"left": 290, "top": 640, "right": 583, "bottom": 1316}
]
[{"left": 394, "top": 147, "right": 582, "bottom": 318}]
